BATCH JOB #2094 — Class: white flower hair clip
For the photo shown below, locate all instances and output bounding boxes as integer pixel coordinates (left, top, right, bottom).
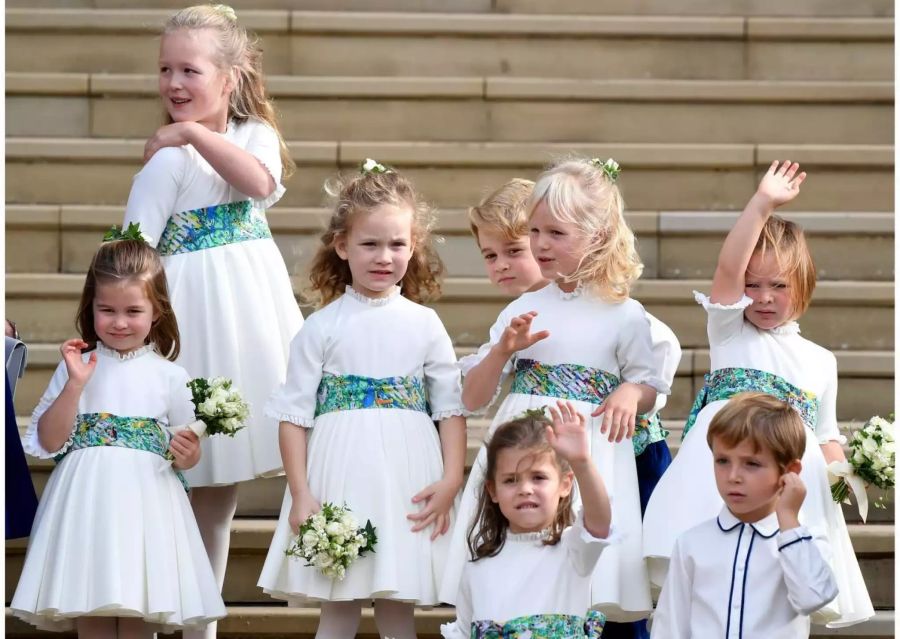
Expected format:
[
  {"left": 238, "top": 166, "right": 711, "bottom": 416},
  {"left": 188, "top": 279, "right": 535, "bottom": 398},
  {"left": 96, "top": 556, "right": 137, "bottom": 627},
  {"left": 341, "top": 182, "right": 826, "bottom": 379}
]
[
  {"left": 589, "top": 157, "right": 621, "bottom": 183},
  {"left": 360, "top": 158, "right": 392, "bottom": 175}
]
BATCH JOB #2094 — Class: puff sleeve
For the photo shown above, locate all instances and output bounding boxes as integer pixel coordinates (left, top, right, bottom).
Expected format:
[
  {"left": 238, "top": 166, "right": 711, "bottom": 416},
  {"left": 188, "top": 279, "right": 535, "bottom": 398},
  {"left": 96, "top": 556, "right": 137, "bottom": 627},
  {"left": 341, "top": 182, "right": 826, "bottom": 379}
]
[
  {"left": 265, "top": 315, "right": 326, "bottom": 428},
  {"left": 423, "top": 310, "right": 466, "bottom": 421},
  {"left": 23, "top": 361, "right": 73, "bottom": 459},
  {"left": 693, "top": 290, "right": 752, "bottom": 348},
  {"left": 242, "top": 119, "right": 286, "bottom": 210},
  {"left": 123, "top": 146, "right": 188, "bottom": 246}
]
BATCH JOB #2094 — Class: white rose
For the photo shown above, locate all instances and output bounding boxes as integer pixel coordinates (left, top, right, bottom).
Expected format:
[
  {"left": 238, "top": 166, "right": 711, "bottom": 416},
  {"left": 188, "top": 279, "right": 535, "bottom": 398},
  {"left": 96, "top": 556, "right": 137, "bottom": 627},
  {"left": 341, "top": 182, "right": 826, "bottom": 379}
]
[
  {"left": 314, "top": 553, "right": 333, "bottom": 568},
  {"left": 301, "top": 531, "right": 318, "bottom": 549},
  {"left": 311, "top": 514, "right": 326, "bottom": 530},
  {"left": 325, "top": 521, "right": 343, "bottom": 537},
  {"left": 861, "top": 437, "right": 878, "bottom": 455}
]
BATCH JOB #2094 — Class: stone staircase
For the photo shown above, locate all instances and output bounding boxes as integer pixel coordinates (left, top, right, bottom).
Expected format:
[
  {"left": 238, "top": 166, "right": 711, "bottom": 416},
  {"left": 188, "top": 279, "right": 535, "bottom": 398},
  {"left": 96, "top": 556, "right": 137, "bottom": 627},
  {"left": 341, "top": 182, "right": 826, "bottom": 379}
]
[{"left": 5, "top": 1, "right": 894, "bottom": 637}]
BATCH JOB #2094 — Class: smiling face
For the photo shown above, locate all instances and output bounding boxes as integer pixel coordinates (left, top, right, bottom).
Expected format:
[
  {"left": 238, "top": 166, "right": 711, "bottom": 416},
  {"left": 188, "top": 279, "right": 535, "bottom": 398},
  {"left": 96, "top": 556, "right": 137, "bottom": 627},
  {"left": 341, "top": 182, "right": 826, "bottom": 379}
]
[
  {"left": 477, "top": 227, "right": 547, "bottom": 295},
  {"left": 712, "top": 436, "right": 785, "bottom": 523},
  {"left": 744, "top": 250, "right": 794, "bottom": 330},
  {"left": 529, "top": 199, "right": 591, "bottom": 292},
  {"left": 487, "top": 446, "right": 573, "bottom": 534},
  {"left": 92, "top": 281, "right": 158, "bottom": 354},
  {"left": 158, "top": 28, "right": 232, "bottom": 132},
  {"left": 335, "top": 204, "right": 415, "bottom": 299}
]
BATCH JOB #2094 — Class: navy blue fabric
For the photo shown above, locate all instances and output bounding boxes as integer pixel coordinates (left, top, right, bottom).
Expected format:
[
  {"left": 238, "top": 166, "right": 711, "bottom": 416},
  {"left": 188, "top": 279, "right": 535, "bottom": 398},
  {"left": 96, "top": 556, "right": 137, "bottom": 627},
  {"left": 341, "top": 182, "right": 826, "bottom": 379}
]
[
  {"left": 603, "top": 440, "right": 672, "bottom": 639},
  {"left": 6, "top": 375, "right": 38, "bottom": 539}
]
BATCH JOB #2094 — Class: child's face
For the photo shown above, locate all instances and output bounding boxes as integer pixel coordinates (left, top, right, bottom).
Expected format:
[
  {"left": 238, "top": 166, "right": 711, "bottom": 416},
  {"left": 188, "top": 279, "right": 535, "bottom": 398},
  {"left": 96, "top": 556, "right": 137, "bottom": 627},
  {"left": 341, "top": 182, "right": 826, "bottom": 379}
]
[
  {"left": 335, "top": 204, "right": 414, "bottom": 299},
  {"left": 477, "top": 227, "right": 547, "bottom": 295},
  {"left": 93, "top": 281, "right": 158, "bottom": 354},
  {"left": 487, "top": 447, "right": 573, "bottom": 534},
  {"left": 744, "top": 251, "right": 794, "bottom": 330},
  {"left": 158, "top": 29, "right": 232, "bottom": 132},
  {"left": 712, "top": 436, "right": 783, "bottom": 522},
  {"left": 529, "top": 200, "right": 590, "bottom": 290}
]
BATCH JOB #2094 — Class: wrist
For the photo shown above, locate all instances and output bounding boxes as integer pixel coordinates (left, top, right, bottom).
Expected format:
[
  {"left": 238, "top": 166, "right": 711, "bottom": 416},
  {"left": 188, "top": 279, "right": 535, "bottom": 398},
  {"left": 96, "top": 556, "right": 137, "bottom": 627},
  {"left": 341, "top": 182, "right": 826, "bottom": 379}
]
[
  {"left": 490, "top": 342, "right": 514, "bottom": 359},
  {"left": 749, "top": 191, "right": 777, "bottom": 215},
  {"left": 63, "top": 379, "right": 86, "bottom": 392},
  {"left": 776, "top": 509, "right": 800, "bottom": 530}
]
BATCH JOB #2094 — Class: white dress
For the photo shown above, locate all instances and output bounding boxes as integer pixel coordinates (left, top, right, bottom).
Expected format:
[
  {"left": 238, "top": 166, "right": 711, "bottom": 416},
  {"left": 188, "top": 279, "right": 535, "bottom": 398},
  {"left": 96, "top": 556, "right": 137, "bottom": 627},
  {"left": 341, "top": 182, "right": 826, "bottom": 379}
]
[
  {"left": 441, "top": 512, "right": 613, "bottom": 639},
  {"left": 257, "top": 287, "right": 465, "bottom": 604},
  {"left": 124, "top": 117, "right": 303, "bottom": 486},
  {"left": 642, "top": 293, "right": 873, "bottom": 627},
  {"left": 10, "top": 344, "right": 226, "bottom": 632},
  {"left": 440, "top": 282, "right": 670, "bottom": 622}
]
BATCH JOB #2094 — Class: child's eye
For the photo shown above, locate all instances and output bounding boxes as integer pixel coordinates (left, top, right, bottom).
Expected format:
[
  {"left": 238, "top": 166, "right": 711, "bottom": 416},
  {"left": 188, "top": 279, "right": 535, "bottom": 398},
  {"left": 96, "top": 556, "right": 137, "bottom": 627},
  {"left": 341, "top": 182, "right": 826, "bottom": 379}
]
[
  {"left": 508, "top": 249, "right": 522, "bottom": 256},
  {"left": 529, "top": 228, "right": 539, "bottom": 235},
  {"left": 483, "top": 253, "right": 496, "bottom": 262},
  {"left": 745, "top": 283, "right": 759, "bottom": 288},
  {"left": 159, "top": 66, "right": 170, "bottom": 73},
  {"left": 747, "top": 461, "right": 761, "bottom": 468},
  {"left": 714, "top": 457, "right": 727, "bottom": 465},
  {"left": 774, "top": 283, "right": 787, "bottom": 289},
  {"left": 550, "top": 230, "right": 564, "bottom": 236}
]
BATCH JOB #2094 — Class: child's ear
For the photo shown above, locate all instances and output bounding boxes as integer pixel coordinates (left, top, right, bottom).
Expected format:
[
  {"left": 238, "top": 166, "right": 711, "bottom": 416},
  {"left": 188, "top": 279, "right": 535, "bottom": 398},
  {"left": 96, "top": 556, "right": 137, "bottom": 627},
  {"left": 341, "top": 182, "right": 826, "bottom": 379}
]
[
  {"left": 486, "top": 480, "right": 499, "bottom": 504},
  {"left": 334, "top": 233, "right": 349, "bottom": 261},
  {"left": 558, "top": 470, "right": 575, "bottom": 498},
  {"left": 784, "top": 459, "right": 802, "bottom": 475}
]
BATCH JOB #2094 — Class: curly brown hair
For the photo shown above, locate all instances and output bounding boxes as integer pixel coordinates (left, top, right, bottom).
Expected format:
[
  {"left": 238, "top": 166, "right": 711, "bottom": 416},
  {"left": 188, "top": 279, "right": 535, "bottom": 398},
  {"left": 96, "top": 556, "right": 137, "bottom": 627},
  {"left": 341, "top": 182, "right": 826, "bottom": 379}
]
[
  {"left": 468, "top": 412, "right": 574, "bottom": 561},
  {"left": 305, "top": 168, "right": 445, "bottom": 308},
  {"left": 76, "top": 239, "right": 180, "bottom": 360}
]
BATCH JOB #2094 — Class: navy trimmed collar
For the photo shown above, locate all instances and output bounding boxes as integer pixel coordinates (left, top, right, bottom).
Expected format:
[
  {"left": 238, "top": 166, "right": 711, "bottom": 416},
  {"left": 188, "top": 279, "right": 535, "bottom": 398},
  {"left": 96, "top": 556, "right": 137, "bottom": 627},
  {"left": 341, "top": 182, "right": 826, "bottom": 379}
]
[{"left": 716, "top": 507, "right": 780, "bottom": 538}]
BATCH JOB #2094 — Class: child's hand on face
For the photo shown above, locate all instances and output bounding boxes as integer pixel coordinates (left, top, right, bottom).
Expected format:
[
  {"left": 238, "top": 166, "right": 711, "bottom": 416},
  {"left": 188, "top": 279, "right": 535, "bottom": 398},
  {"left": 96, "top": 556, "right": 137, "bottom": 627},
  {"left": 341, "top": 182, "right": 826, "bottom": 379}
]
[
  {"left": 60, "top": 339, "right": 98, "bottom": 389},
  {"left": 775, "top": 471, "right": 806, "bottom": 529},
  {"left": 545, "top": 401, "right": 590, "bottom": 465},
  {"left": 143, "top": 122, "right": 198, "bottom": 163},
  {"left": 169, "top": 429, "right": 201, "bottom": 471},
  {"left": 591, "top": 383, "right": 640, "bottom": 443},
  {"left": 495, "top": 311, "right": 550, "bottom": 357},
  {"left": 756, "top": 160, "right": 806, "bottom": 209}
]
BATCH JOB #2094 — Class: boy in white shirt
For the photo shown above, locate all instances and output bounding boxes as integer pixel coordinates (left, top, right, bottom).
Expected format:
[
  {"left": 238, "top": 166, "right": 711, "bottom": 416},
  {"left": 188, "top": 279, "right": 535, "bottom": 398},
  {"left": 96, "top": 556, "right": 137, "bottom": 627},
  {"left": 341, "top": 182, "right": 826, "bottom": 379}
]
[{"left": 650, "top": 392, "right": 838, "bottom": 639}]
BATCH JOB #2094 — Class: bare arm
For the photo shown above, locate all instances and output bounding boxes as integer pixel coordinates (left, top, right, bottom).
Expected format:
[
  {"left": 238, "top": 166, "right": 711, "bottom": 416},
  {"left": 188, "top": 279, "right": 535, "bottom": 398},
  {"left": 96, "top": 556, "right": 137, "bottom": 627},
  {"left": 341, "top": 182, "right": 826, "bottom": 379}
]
[
  {"left": 710, "top": 160, "right": 806, "bottom": 305},
  {"left": 279, "top": 422, "right": 319, "bottom": 533},
  {"left": 409, "top": 414, "right": 466, "bottom": 540},
  {"left": 38, "top": 340, "right": 97, "bottom": 452}
]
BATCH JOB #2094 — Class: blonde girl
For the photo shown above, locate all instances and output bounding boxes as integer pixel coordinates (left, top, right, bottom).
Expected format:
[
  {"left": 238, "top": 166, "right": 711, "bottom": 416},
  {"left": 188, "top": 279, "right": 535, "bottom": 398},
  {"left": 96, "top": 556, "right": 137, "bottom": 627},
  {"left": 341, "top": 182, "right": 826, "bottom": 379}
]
[
  {"left": 257, "top": 162, "right": 466, "bottom": 639},
  {"left": 441, "top": 158, "right": 671, "bottom": 627},
  {"left": 642, "top": 161, "right": 874, "bottom": 628},
  {"left": 442, "top": 402, "right": 613, "bottom": 639},
  {"left": 122, "top": 7, "right": 303, "bottom": 635},
  {"left": 11, "top": 236, "right": 225, "bottom": 637}
]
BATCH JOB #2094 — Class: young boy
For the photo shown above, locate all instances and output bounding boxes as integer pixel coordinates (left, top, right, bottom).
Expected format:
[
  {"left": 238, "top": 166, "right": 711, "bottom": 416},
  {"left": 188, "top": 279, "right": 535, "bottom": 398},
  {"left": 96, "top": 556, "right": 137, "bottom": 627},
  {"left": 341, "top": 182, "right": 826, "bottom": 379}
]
[
  {"left": 466, "top": 178, "right": 680, "bottom": 639},
  {"left": 650, "top": 392, "right": 838, "bottom": 638}
]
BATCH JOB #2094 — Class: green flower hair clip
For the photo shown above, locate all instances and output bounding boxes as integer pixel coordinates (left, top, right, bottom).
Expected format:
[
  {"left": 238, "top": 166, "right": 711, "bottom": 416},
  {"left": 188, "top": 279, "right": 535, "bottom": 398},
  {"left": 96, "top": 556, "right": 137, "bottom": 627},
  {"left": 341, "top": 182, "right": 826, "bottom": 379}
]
[
  {"left": 520, "top": 407, "right": 550, "bottom": 422},
  {"left": 212, "top": 4, "right": 237, "bottom": 21},
  {"left": 360, "top": 158, "right": 392, "bottom": 176},
  {"left": 589, "top": 157, "right": 621, "bottom": 183},
  {"left": 103, "top": 222, "right": 152, "bottom": 244}
]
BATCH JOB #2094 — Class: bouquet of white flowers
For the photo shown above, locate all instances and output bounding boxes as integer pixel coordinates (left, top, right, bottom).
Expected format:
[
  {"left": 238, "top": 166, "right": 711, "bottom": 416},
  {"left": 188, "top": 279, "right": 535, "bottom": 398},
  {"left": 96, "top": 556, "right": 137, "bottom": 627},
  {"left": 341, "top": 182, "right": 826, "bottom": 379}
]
[
  {"left": 285, "top": 502, "right": 377, "bottom": 581},
  {"left": 828, "top": 415, "right": 895, "bottom": 522},
  {"left": 184, "top": 376, "right": 249, "bottom": 438}
]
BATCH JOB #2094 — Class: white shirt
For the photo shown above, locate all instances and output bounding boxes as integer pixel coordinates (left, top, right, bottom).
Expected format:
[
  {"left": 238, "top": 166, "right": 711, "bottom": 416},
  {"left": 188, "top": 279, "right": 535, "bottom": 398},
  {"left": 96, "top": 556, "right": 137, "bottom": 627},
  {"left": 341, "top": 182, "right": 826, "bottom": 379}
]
[{"left": 651, "top": 507, "right": 838, "bottom": 639}]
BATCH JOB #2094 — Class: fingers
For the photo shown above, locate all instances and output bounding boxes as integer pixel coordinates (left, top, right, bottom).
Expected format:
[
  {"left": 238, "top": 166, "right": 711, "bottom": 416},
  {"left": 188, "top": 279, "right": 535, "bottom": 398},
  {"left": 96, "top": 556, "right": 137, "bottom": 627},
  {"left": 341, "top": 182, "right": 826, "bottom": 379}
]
[
  {"left": 411, "top": 484, "right": 436, "bottom": 504},
  {"left": 409, "top": 510, "right": 437, "bottom": 533},
  {"left": 430, "top": 513, "right": 450, "bottom": 541},
  {"left": 790, "top": 171, "right": 807, "bottom": 190},
  {"left": 766, "top": 160, "right": 780, "bottom": 176},
  {"left": 591, "top": 402, "right": 606, "bottom": 418}
]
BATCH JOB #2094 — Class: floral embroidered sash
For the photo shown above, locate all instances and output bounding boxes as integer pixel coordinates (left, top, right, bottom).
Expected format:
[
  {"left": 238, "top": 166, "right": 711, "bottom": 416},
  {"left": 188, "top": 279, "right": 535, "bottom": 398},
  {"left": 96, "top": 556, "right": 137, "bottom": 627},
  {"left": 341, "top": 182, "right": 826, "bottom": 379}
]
[
  {"left": 315, "top": 373, "right": 429, "bottom": 417},
  {"left": 157, "top": 199, "right": 272, "bottom": 256},
  {"left": 471, "top": 611, "right": 606, "bottom": 639},
  {"left": 54, "top": 412, "right": 188, "bottom": 491},
  {"left": 511, "top": 359, "right": 668, "bottom": 456},
  {"left": 682, "top": 367, "right": 818, "bottom": 439}
]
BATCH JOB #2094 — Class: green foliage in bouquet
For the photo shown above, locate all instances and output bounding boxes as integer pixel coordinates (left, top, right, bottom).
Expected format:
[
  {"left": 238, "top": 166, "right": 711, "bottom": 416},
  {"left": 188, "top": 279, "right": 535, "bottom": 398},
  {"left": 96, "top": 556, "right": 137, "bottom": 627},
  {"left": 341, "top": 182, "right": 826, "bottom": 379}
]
[
  {"left": 188, "top": 377, "right": 249, "bottom": 437},
  {"left": 285, "top": 502, "right": 377, "bottom": 581}
]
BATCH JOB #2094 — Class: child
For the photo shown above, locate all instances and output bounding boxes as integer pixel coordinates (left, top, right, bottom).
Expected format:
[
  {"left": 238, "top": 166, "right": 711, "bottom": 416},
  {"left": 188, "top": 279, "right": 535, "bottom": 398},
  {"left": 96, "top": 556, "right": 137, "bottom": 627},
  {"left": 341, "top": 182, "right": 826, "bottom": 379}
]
[
  {"left": 10, "top": 236, "right": 225, "bottom": 636},
  {"left": 464, "top": 175, "right": 682, "bottom": 638},
  {"left": 442, "top": 158, "right": 670, "bottom": 624},
  {"left": 442, "top": 401, "right": 614, "bottom": 638},
  {"left": 468, "top": 178, "right": 546, "bottom": 296},
  {"left": 651, "top": 392, "right": 839, "bottom": 638},
  {"left": 257, "top": 162, "right": 467, "bottom": 639},
  {"left": 122, "top": 7, "right": 304, "bottom": 632},
  {"left": 642, "top": 161, "right": 873, "bottom": 627}
]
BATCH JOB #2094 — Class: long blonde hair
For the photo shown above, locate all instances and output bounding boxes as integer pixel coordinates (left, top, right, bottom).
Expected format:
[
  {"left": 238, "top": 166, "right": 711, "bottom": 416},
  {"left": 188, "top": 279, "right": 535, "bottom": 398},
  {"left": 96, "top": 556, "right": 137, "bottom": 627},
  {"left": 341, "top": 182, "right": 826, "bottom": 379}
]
[
  {"left": 305, "top": 168, "right": 444, "bottom": 308},
  {"left": 162, "top": 4, "right": 295, "bottom": 178},
  {"left": 528, "top": 158, "right": 642, "bottom": 302}
]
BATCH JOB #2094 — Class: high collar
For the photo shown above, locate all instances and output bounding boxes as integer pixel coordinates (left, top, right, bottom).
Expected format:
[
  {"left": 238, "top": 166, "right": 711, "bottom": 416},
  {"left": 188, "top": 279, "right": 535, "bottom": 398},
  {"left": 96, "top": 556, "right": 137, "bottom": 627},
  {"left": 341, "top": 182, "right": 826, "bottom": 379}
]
[
  {"left": 344, "top": 284, "right": 401, "bottom": 307},
  {"left": 716, "top": 506, "right": 780, "bottom": 538},
  {"left": 96, "top": 342, "right": 156, "bottom": 361},
  {"left": 768, "top": 321, "right": 801, "bottom": 336},
  {"left": 549, "top": 280, "right": 584, "bottom": 301}
]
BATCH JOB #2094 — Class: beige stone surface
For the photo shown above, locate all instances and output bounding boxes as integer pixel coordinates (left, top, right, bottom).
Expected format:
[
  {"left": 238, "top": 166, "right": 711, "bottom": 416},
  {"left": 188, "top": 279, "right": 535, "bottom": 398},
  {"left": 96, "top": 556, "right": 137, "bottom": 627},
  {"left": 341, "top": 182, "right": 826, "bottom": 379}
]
[
  {"left": 748, "top": 40, "right": 893, "bottom": 81},
  {"left": 497, "top": 0, "right": 895, "bottom": 16},
  {"left": 6, "top": 96, "right": 91, "bottom": 137}
]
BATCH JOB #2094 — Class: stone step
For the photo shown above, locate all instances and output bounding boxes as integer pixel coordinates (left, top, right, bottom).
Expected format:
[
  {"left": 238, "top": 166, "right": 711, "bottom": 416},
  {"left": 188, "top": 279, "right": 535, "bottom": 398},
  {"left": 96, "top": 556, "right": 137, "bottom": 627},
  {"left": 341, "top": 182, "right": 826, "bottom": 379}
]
[
  {"left": 3, "top": 608, "right": 895, "bottom": 638},
  {"left": 5, "top": 515, "right": 894, "bottom": 607},
  {"left": 5, "top": 139, "right": 894, "bottom": 210},
  {"left": 3, "top": 0, "right": 894, "bottom": 17},
  {"left": 14, "top": 416, "right": 894, "bottom": 524},
  {"left": 6, "top": 205, "right": 894, "bottom": 282},
  {"left": 6, "top": 73, "right": 894, "bottom": 144},
  {"left": 6, "top": 10, "right": 892, "bottom": 81},
  {"left": 7, "top": 271, "right": 893, "bottom": 352}
]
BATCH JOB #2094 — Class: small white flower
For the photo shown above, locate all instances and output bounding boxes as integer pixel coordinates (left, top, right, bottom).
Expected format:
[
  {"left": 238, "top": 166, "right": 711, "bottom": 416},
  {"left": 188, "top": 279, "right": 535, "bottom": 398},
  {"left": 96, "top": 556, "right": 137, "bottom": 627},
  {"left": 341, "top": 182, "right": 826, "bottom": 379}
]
[
  {"left": 301, "top": 531, "right": 318, "bottom": 549},
  {"left": 362, "top": 158, "right": 378, "bottom": 172},
  {"left": 325, "top": 521, "right": 343, "bottom": 537}
]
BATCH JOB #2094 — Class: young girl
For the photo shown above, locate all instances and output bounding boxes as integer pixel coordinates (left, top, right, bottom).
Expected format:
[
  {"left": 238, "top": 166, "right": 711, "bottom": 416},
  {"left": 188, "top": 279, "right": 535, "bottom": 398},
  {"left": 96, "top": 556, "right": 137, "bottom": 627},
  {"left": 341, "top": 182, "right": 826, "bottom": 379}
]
[
  {"left": 10, "top": 237, "right": 225, "bottom": 637},
  {"left": 642, "top": 161, "right": 874, "bottom": 627},
  {"left": 257, "top": 163, "right": 467, "bottom": 639},
  {"left": 441, "top": 158, "right": 669, "bottom": 625},
  {"left": 122, "top": 7, "right": 303, "bottom": 632},
  {"left": 442, "top": 402, "right": 614, "bottom": 639}
]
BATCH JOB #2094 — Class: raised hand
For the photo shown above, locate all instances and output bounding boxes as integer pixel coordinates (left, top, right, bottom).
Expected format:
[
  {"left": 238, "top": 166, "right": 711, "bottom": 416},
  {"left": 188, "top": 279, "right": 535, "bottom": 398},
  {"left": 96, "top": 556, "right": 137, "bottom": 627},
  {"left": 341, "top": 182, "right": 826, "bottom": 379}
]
[
  {"left": 591, "top": 383, "right": 641, "bottom": 443},
  {"left": 60, "top": 339, "right": 97, "bottom": 389},
  {"left": 775, "top": 471, "right": 806, "bottom": 530},
  {"left": 408, "top": 476, "right": 460, "bottom": 541},
  {"left": 144, "top": 122, "right": 197, "bottom": 163},
  {"left": 545, "top": 400, "right": 590, "bottom": 465},
  {"left": 496, "top": 311, "right": 550, "bottom": 357},
  {"left": 756, "top": 160, "right": 806, "bottom": 209}
]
